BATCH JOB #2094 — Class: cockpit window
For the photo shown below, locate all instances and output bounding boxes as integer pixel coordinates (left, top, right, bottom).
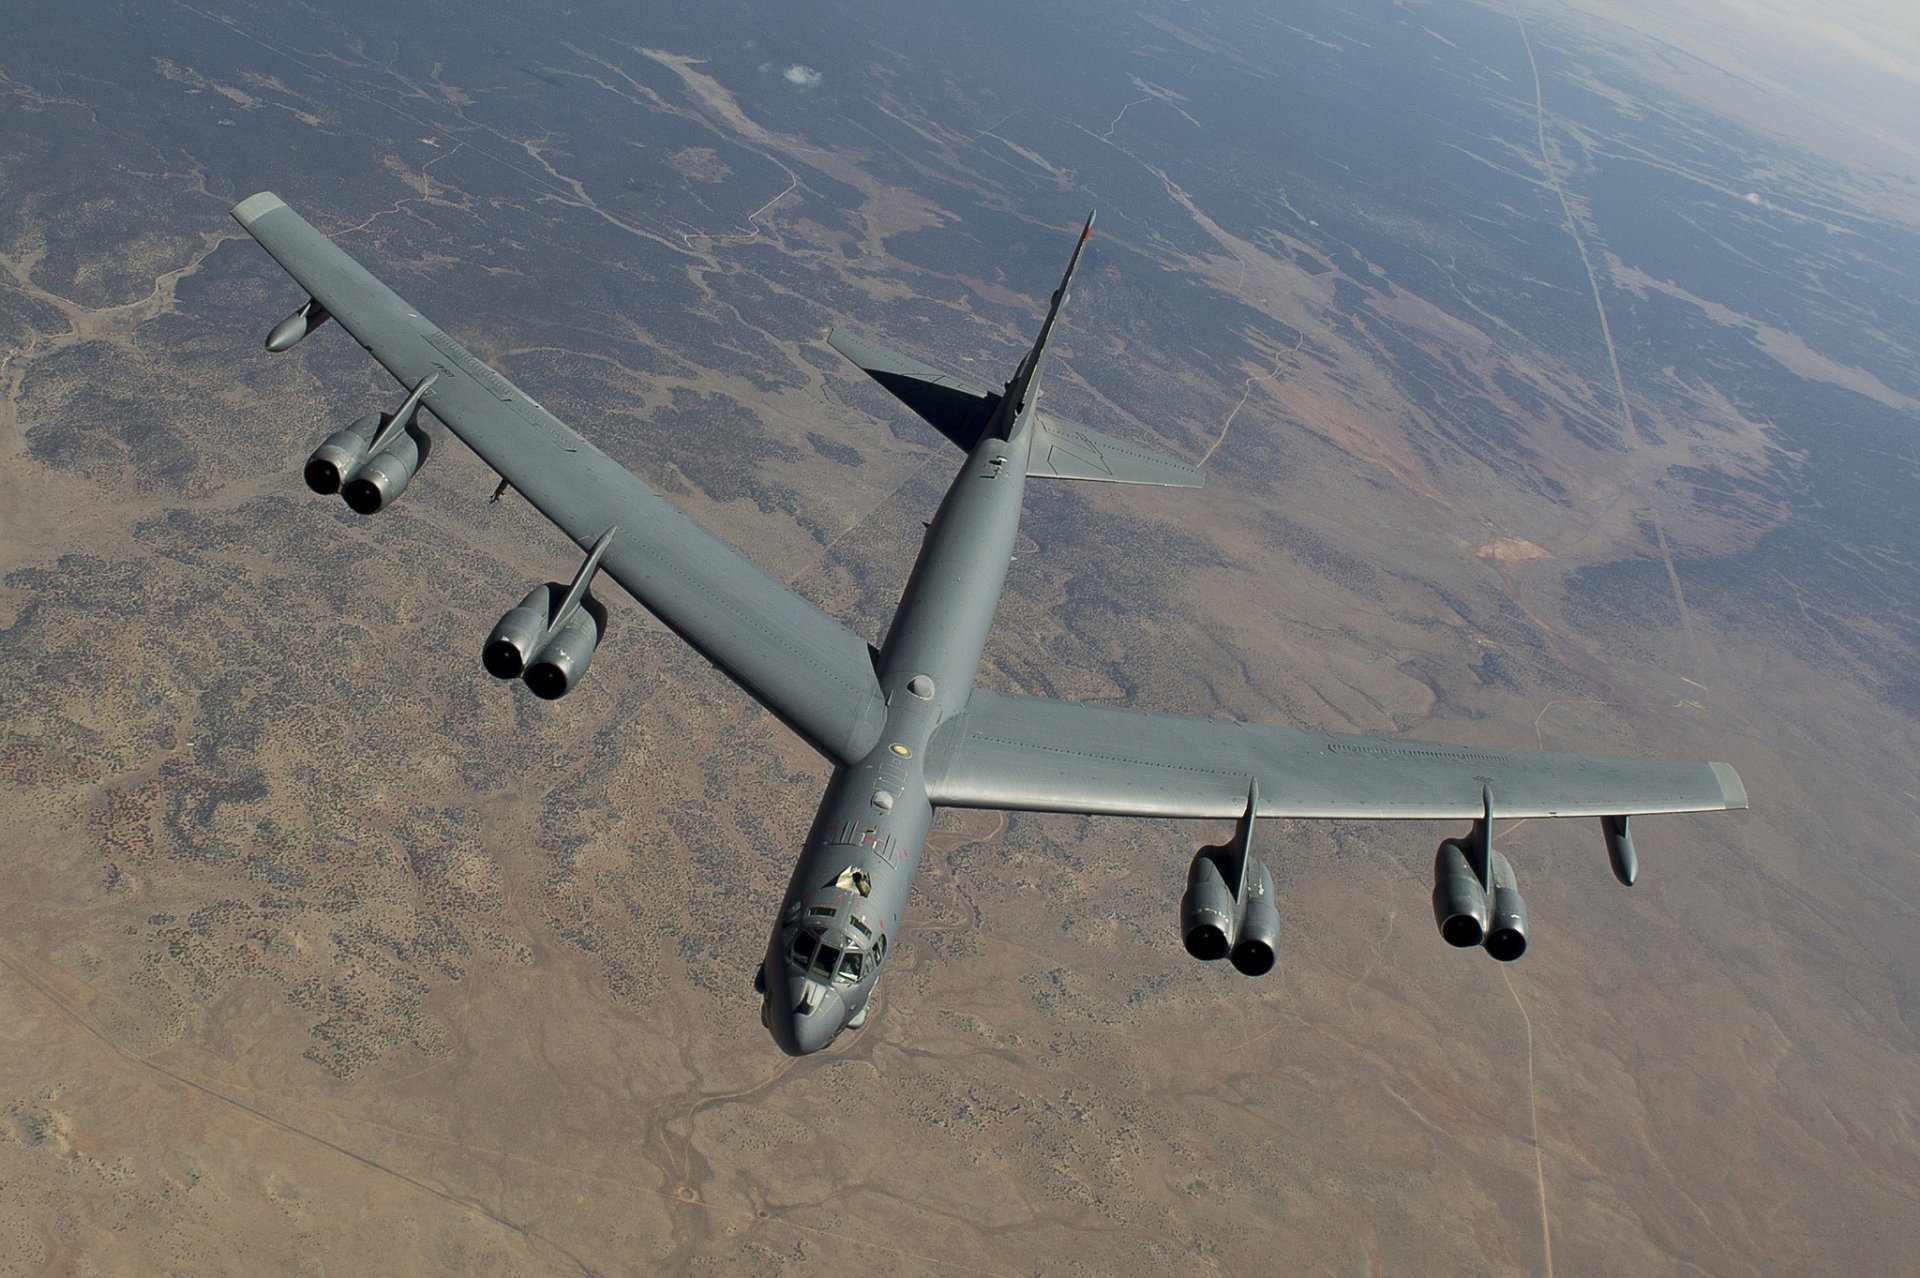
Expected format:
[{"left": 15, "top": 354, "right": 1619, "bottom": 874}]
[
  {"left": 789, "top": 931, "right": 818, "bottom": 967},
  {"left": 837, "top": 950, "right": 863, "bottom": 983},
  {"left": 808, "top": 905, "right": 836, "bottom": 918},
  {"left": 812, "top": 942, "right": 842, "bottom": 980}
]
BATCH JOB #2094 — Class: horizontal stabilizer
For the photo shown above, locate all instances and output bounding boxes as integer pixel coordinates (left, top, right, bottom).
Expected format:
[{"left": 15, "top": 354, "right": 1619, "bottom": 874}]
[
  {"left": 1031, "top": 411, "right": 1204, "bottom": 487},
  {"left": 827, "top": 328, "right": 998, "bottom": 452}
]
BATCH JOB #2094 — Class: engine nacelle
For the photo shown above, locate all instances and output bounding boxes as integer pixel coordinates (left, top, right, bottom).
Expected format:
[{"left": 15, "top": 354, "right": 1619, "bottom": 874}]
[
  {"left": 524, "top": 597, "right": 606, "bottom": 700},
  {"left": 483, "top": 586, "right": 607, "bottom": 700},
  {"left": 484, "top": 585, "right": 559, "bottom": 680},
  {"left": 341, "top": 423, "right": 430, "bottom": 514},
  {"left": 1431, "top": 838, "right": 1490, "bottom": 948},
  {"left": 1484, "top": 850, "right": 1528, "bottom": 962},
  {"left": 304, "top": 413, "right": 382, "bottom": 495},
  {"left": 483, "top": 531, "right": 618, "bottom": 702},
  {"left": 1230, "top": 858, "right": 1279, "bottom": 977},
  {"left": 1181, "top": 848, "right": 1237, "bottom": 961}
]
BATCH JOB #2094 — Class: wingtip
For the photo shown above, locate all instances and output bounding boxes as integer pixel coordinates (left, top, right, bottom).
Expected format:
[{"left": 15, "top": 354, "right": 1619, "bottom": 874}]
[
  {"left": 1710, "top": 761, "right": 1749, "bottom": 811},
  {"left": 231, "top": 191, "right": 286, "bottom": 228}
]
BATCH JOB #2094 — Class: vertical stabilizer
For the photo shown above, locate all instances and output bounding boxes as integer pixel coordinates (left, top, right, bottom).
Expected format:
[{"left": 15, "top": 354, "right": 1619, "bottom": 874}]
[{"left": 989, "top": 210, "right": 1096, "bottom": 439}]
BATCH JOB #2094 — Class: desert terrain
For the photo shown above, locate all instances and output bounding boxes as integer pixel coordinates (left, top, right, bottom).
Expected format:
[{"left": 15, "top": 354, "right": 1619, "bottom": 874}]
[{"left": 2, "top": 0, "right": 1918, "bottom": 1273}]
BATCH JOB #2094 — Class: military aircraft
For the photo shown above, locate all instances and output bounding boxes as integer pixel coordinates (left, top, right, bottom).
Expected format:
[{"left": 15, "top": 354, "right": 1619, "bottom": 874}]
[{"left": 231, "top": 193, "right": 1747, "bottom": 1055}]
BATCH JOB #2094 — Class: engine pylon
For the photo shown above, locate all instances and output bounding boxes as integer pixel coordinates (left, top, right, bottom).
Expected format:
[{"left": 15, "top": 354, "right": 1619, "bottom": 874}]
[
  {"left": 1180, "top": 781, "right": 1280, "bottom": 975},
  {"left": 1430, "top": 787, "right": 1531, "bottom": 961}
]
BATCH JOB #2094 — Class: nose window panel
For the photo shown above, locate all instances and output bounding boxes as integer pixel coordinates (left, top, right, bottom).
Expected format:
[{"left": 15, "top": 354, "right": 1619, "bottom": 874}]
[
  {"left": 812, "top": 943, "right": 842, "bottom": 979},
  {"left": 837, "top": 951, "right": 863, "bottom": 983},
  {"left": 790, "top": 931, "right": 818, "bottom": 967}
]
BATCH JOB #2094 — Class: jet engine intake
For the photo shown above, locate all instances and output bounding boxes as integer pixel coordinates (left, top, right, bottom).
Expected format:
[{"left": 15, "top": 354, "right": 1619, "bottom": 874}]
[
  {"left": 307, "top": 374, "right": 439, "bottom": 513},
  {"left": 1181, "top": 848, "right": 1237, "bottom": 961},
  {"left": 524, "top": 597, "right": 606, "bottom": 700},
  {"left": 1431, "top": 837, "right": 1490, "bottom": 948},
  {"left": 484, "top": 586, "right": 560, "bottom": 680},
  {"left": 482, "top": 584, "right": 608, "bottom": 700},
  {"left": 1484, "top": 850, "right": 1528, "bottom": 963},
  {"left": 304, "top": 413, "right": 381, "bottom": 496},
  {"left": 1181, "top": 782, "right": 1280, "bottom": 973},
  {"left": 482, "top": 530, "right": 618, "bottom": 700},
  {"left": 341, "top": 423, "right": 429, "bottom": 514},
  {"left": 1230, "top": 858, "right": 1279, "bottom": 977}
]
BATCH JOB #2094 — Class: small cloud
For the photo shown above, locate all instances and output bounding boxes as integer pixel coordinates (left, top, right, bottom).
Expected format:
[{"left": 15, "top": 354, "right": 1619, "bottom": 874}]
[
  {"left": 1744, "top": 191, "right": 1764, "bottom": 205},
  {"left": 783, "top": 64, "right": 822, "bottom": 89}
]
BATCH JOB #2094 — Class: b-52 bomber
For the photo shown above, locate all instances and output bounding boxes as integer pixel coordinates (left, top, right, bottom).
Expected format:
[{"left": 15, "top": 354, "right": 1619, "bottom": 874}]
[{"left": 232, "top": 193, "right": 1748, "bottom": 1055}]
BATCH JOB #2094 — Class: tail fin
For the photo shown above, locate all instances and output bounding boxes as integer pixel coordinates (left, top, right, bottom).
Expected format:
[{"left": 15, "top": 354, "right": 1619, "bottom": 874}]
[
  {"left": 827, "top": 212, "right": 1201, "bottom": 487},
  {"left": 991, "top": 210, "right": 1096, "bottom": 434}
]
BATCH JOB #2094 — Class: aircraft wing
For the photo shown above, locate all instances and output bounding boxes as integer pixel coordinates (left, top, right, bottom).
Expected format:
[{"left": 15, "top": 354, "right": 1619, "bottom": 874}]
[
  {"left": 231, "top": 192, "right": 888, "bottom": 764},
  {"left": 924, "top": 690, "right": 1747, "bottom": 821}
]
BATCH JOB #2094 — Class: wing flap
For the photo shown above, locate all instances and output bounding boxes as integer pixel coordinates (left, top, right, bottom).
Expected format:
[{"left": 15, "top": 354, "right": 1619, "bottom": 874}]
[
  {"left": 234, "top": 192, "right": 887, "bottom": 764},
  {"left": 1031, "top": 411, "right": 1204, "bottom": 487},
  {"left": 925, "top": 691, "right": 1747, "bottom": 821}
]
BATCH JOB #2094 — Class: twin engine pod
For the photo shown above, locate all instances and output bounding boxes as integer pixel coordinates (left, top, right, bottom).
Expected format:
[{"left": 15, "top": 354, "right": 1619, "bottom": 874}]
[
  {"left": 483, "top": 584, "right": 609, "bottom": 700},
  {"left": 304, "top": 374, "right": 440, "bottom": 514},
  {"left": 305, "top": 412, "right": 431, "bottom": 513},
  {"left": 1431, "top": 836, "right": 1529, "bottom": 962},
  {"left": 1182, "top": 848, "right": 1279, "bottom": 976},
  {"left": 1179, "top": 782, "right": 1279, "bottom": 977}
]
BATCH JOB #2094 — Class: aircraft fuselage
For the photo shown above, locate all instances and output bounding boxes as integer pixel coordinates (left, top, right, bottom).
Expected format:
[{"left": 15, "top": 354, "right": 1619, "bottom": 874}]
[{"left": 763, "top": 403, "right": 1037, "bottom": 1054}]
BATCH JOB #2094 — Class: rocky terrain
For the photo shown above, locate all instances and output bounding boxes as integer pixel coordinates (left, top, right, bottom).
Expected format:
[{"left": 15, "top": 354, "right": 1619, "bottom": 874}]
[{"left": 1, "top": 0, "right": 1917, "bottom": 1272}]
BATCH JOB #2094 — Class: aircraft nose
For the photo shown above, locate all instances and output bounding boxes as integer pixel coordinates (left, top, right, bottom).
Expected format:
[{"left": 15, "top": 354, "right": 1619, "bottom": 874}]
[{"left": 766, "top": 969, "right": 848, "bottom": 1056}]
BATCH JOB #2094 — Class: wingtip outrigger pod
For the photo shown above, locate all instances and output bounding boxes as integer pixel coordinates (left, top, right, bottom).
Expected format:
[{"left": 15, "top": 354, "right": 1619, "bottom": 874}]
[
  {"left": 266, "top": 296, "right": 330, "bottom": 351},
  {"left": 1602, "top": 813, "right": 1638, "bottom": 886}
]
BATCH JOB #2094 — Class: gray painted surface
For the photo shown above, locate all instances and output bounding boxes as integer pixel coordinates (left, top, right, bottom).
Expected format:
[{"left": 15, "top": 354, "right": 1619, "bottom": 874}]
[
  {"left": 233, "top": 194, "right": 1748, "bottom": 1054},
  {"left": 924, "top": 690, "right": 1747, "bottom": 819},
  {"left": 234, "top": 192, "right": 888, "bottom": 765}
]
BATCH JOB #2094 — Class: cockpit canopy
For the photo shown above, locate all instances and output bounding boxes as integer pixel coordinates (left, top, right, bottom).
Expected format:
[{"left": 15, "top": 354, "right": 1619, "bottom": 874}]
[
  {"left": 783, "top": 900, "right": 887, "bottom": 986},
  {"left": 789, "top": 927, "right": 864, "bottom": 984}
]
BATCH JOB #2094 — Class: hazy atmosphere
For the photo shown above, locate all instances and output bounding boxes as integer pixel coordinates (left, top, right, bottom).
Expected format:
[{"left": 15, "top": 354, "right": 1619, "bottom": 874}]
[{"left": 2, "top": 0, "right": 1917, "bottom": 1272}]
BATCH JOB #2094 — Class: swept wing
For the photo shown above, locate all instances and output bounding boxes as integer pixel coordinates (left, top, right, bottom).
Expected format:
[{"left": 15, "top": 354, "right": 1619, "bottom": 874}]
[
  {"left": 231, "top": 192, "right": 887, "bottom": 764},
  {"left": 925, "top": 690, "right": 1747, "bottom": 821}
]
